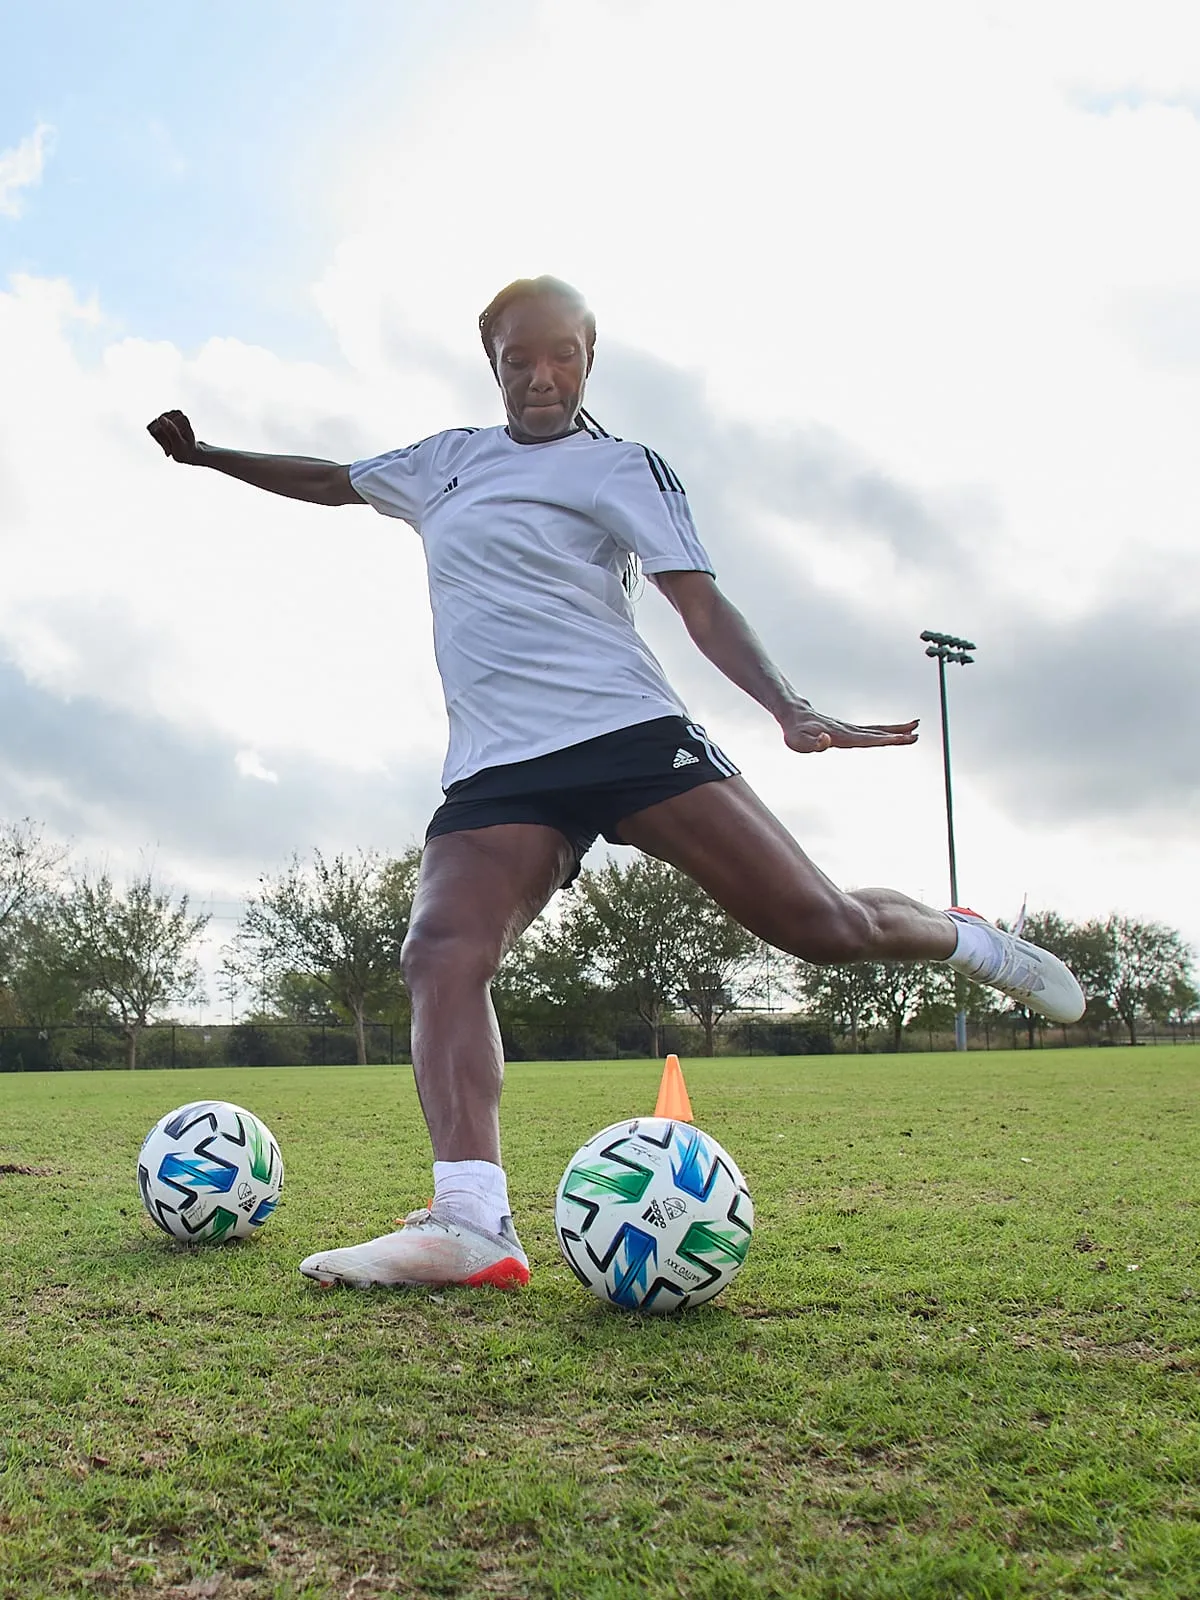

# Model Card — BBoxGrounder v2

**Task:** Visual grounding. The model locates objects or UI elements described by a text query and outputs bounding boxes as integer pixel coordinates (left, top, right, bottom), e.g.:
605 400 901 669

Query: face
490 295 593 442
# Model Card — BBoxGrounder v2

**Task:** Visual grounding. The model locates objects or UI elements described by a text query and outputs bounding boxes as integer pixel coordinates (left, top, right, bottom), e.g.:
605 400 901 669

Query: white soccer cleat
947 907 1086 1024
298 1206 530 1290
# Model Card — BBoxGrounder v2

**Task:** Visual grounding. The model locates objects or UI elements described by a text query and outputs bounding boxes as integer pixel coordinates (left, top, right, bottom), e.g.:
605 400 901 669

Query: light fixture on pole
920 629 976 1053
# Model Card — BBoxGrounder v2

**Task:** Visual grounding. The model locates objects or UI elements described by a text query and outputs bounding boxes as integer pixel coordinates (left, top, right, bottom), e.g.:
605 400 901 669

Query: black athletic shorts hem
424 716 740 886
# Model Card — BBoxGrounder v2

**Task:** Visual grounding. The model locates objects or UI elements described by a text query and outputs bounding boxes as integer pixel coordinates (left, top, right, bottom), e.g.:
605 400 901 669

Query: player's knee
786 895 875 965
401 922 500 991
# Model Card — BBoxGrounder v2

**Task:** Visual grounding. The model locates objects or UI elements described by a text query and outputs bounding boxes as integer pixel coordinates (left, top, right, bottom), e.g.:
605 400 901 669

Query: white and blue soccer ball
138 1100 284 1244
555 1117 753 1313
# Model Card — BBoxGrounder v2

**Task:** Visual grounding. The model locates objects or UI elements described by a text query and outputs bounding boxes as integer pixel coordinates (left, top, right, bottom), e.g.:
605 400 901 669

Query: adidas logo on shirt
442 476 458 494
672 748 700 769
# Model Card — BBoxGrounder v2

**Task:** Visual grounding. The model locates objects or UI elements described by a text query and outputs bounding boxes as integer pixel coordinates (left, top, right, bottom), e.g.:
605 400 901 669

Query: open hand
147 409 201 464
781 701 919 753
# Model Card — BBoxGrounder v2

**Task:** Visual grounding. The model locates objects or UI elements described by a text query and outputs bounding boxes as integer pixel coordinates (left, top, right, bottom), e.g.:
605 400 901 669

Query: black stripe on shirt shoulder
364 426 479 463
440 426 481 458
640 444 686 495
426 426 479 445
641 445 667 491
652 448 686 493
401 428 476 453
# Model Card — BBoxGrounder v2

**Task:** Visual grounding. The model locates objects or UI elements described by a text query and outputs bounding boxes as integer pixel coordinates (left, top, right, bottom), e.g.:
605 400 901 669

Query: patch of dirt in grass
1059 1332 1198 1370
29 1282 75 1309
900 1295 943 1321
0 1163 54 1176
79 1533 410 1600
3 1283 74 1330
774 1438 919 1486
832 1183 893 1204
735 1300 844 1318
475 1559 529 1596
1008 1326 1198 1370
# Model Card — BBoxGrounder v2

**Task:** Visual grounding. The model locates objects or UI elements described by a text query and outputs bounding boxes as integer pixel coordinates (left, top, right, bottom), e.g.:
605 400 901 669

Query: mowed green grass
2 1050 1199 1600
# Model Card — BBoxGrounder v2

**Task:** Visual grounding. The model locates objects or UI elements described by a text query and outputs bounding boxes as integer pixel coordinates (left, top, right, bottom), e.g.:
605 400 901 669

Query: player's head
479 276 595 442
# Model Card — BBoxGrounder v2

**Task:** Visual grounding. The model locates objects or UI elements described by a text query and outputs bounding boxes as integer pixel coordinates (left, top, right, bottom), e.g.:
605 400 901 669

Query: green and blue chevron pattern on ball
137 1101 284 1244
554 1116 753 1313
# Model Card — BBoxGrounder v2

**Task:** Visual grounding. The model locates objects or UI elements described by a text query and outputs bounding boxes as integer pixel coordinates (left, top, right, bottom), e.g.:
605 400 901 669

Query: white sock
431 1160 511 1236
945 914 1000 978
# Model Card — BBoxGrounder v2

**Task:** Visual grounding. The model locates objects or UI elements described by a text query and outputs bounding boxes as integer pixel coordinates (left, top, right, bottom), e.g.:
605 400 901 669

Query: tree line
1 817 1196 1069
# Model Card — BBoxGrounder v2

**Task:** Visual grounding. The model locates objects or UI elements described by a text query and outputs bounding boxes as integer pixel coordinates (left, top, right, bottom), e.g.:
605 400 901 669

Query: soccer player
147 276 1085 1291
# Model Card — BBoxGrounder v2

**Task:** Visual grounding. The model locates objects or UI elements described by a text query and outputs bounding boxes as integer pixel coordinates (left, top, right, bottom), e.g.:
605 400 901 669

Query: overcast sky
3 0 1198 1008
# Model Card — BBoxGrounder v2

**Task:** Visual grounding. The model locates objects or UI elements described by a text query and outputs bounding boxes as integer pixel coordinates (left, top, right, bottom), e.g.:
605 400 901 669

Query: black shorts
425 716 740 884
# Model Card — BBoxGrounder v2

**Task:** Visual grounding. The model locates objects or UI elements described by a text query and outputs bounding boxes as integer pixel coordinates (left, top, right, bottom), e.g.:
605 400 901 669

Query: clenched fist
147 409 202 464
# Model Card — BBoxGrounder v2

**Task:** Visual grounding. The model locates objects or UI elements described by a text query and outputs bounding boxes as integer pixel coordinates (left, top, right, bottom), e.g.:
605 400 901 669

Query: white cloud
0 123 54 219
235 750 279 784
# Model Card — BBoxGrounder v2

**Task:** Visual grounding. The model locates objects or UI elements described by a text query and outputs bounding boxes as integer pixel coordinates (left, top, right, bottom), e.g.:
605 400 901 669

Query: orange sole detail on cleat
463 1257 531 1289
948 906 987 919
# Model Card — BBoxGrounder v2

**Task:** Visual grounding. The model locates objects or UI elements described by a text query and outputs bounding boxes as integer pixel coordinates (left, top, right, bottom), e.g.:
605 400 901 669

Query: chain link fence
0 1013 1194 1071
0 1021 403 1073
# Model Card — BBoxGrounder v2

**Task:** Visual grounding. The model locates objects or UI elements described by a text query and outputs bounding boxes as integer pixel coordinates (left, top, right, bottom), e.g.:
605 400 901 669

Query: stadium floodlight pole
920 629 977 1053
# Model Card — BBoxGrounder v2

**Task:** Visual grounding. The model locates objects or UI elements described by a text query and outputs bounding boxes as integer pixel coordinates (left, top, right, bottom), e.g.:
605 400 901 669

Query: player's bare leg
618 777 1084 1021
618 776 956 961
298 824 573 1290
401 826 575 1163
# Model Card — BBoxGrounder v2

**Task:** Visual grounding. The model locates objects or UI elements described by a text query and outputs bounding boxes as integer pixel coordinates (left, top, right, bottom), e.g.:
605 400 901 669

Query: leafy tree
790 961 880 1053
1100 915 1195 1046
493 919 615 1058
1062 918 1116 998
0 820 67 980
1059 918 1117 1037
564 857 763 1056
236 848 419 1065
271 970 343 1024
912 964 958 1048
566 858 691 1056
2 904 87 1030
1164 977 1199 1029
59 873 208 1069
873 961 936 1053
675 921 763 1057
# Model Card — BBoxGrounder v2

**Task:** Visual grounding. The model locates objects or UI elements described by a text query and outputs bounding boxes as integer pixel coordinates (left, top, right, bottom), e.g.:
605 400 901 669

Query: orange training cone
654 1054 693 1122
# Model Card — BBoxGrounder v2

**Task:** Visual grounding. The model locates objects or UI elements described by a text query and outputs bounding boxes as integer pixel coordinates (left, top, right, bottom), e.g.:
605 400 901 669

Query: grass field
2 1049 1198 1600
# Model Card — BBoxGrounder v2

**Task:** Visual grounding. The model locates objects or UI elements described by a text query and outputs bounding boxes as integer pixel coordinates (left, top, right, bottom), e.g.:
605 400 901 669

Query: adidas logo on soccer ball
672 748 699 768
642 1195 688 1229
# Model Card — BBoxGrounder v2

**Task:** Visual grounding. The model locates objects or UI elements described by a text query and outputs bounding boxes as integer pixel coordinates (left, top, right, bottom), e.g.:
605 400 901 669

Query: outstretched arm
146 410 363 506
652 569 918 752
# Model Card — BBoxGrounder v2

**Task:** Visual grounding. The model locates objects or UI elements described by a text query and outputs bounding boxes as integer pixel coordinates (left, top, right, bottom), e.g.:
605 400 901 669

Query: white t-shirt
350 423 714 788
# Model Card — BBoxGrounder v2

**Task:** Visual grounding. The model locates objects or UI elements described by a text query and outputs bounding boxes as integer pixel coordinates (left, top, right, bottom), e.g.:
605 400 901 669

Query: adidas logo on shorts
672 748 700 769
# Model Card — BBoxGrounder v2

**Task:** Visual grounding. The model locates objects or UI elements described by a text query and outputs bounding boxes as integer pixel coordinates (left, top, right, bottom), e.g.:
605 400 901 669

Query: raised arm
651 569 919 753
146 410 363 506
